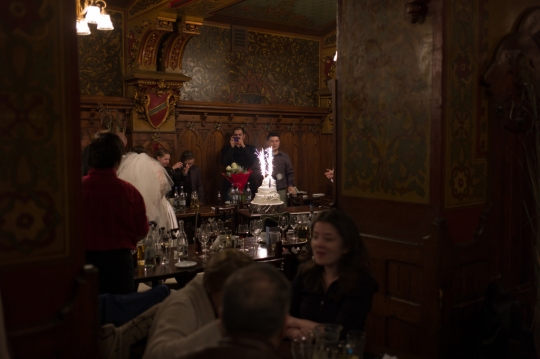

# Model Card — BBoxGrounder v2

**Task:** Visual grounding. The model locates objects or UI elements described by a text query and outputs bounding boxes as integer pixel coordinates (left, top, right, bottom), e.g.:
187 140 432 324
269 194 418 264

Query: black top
290 269 378 334
220 144 258 169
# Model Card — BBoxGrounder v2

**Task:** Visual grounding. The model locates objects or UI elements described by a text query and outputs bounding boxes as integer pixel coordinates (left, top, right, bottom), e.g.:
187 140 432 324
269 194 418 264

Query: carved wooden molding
161 33 191 73
405 0 429 24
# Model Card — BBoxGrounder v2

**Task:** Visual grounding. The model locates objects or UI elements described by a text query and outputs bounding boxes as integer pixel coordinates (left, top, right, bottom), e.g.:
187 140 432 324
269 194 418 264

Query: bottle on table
144 232 156 268
245 182 252 204
232 187 239 205
136 240 145 267
179 186 186 212
217 191 222 206
177 220 188 260
190 191 200 210
297 214 310 242
173 186 180 212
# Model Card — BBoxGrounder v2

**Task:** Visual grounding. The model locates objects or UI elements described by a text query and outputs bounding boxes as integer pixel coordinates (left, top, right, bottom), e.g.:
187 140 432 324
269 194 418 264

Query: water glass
313 324 343 359
291 336 314 359
269 231 280 251
250 219 263 243
345 330 366 358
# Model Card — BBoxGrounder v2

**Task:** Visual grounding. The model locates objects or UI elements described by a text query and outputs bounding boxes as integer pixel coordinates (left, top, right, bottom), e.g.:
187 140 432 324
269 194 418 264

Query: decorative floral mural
78 11 123 96
0 0 69 264
180 25 319 106
445 0 488 207
339 0 432 203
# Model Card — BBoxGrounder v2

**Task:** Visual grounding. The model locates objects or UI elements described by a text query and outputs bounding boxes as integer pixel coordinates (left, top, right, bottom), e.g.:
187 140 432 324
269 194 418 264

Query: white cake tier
251 176 283 205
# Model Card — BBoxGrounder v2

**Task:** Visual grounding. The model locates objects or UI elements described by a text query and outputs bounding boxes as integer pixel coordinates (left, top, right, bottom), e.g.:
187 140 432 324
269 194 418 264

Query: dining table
236 205 320 224
134 237 282 287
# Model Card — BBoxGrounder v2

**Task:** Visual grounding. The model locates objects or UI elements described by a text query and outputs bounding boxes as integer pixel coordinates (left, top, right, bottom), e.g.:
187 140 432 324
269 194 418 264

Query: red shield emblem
144 91 172 129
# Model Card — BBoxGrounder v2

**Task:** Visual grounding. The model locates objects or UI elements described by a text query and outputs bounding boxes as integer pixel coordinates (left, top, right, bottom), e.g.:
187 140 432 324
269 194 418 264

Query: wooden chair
288 194 304 207
99 303 162 359
260 212 290 229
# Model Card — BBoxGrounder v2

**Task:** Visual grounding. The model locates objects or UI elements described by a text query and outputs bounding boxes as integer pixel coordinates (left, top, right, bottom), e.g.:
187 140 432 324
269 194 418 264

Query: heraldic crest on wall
132 78 182 129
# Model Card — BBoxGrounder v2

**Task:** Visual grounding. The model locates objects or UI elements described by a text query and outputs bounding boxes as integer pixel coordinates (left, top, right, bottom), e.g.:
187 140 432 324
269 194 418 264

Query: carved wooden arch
137 28 171 70
161 32 192 73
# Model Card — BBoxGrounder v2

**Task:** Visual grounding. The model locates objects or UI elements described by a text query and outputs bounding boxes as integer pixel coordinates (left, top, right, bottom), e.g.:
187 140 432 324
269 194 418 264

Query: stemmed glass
289 215 299 242
199 224 211 259
250 219 263 244
278 215 289 242
237 224 249 251
161 230 171 265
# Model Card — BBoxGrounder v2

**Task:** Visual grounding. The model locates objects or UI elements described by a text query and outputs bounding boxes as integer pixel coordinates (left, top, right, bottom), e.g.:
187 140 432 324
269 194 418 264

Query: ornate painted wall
339 0 432 203
180 25 319 106
77 11 124 96
444 0 488 208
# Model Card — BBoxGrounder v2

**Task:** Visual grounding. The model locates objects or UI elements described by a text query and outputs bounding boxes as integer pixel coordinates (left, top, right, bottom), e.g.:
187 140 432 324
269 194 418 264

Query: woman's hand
285 316 319 340
171 162 183 170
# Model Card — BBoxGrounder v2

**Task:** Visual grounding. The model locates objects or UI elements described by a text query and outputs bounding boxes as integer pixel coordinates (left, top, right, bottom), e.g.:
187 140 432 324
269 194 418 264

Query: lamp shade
76 19 91 35
97 14 114 30
85 5 101 24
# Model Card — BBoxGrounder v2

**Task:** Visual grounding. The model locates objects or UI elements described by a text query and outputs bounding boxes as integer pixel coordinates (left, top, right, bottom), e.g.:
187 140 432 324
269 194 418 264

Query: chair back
260 212 290 229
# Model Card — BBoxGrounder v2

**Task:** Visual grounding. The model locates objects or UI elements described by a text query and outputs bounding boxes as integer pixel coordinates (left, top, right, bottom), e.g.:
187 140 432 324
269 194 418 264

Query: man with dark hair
144 250 253 359
220 126 259 201
83 132 149 294
179 264 290 359
267 131 296 206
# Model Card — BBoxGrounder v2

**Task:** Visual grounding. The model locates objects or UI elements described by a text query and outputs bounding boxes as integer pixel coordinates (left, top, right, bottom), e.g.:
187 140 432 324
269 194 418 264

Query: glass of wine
237 224 249 251
250 219 263 244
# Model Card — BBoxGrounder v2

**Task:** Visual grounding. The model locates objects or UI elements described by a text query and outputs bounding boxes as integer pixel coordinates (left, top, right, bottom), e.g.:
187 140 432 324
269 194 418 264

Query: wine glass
278 215 289 242
161 230 171 265
200 224 211 259
237 224 249 251
289 215 299 243
250 219 263 243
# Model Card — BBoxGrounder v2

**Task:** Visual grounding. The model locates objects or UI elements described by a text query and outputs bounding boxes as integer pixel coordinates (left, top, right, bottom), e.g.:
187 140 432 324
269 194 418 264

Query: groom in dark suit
170 150 205 205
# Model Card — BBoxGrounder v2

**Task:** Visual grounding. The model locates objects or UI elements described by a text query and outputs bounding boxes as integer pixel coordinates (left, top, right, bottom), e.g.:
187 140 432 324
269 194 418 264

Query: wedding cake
251 175 283 205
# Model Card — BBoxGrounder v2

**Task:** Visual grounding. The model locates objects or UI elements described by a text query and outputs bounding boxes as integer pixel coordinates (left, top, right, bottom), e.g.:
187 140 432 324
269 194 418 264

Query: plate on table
175 261 198 268
312 193 325 198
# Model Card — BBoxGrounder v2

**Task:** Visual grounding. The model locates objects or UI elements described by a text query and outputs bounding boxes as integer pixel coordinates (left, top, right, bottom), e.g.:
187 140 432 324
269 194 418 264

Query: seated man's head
180 150 195 171
203 249 253 310
88 132 125 170
221 264 291 344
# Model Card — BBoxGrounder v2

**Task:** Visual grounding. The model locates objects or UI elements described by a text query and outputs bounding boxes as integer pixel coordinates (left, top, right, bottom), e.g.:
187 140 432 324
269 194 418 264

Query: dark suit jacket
168 166 205 205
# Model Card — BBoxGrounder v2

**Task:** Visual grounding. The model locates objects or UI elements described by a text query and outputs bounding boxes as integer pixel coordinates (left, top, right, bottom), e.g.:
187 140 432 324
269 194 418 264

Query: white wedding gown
117 153 178 230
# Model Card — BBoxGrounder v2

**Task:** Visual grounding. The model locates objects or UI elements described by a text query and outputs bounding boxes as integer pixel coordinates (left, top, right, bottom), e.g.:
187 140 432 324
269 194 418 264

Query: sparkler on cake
250 147 283 206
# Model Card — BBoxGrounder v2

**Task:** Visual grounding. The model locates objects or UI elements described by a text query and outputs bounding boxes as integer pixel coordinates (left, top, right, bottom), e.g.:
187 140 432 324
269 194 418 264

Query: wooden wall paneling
83 99 330 204
205 130 226 204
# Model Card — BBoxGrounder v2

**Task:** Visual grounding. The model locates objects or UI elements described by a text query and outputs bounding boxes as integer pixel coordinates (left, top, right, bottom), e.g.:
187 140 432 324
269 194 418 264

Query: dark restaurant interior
2 0 540 358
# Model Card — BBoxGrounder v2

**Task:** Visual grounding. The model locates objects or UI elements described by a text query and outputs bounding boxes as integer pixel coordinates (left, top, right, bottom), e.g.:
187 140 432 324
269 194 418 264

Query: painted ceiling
211 0 336 30
107 0 336 36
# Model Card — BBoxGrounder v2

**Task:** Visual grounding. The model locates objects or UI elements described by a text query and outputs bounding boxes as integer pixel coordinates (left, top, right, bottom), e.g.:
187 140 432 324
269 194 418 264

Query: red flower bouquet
222 162 252 191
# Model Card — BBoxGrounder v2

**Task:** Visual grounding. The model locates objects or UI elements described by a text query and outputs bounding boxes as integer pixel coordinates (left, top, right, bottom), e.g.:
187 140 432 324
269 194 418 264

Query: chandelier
76 0 114 35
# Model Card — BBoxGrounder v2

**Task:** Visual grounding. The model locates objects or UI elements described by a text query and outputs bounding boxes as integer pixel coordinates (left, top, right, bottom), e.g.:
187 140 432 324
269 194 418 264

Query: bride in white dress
117 149 178 230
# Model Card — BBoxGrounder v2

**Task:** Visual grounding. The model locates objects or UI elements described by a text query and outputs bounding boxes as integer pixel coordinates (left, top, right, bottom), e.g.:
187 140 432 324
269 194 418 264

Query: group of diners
81 130 378 358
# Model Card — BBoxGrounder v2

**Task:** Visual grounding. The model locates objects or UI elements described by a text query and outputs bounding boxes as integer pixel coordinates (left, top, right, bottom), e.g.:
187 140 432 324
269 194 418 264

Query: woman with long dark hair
286 209 378 338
